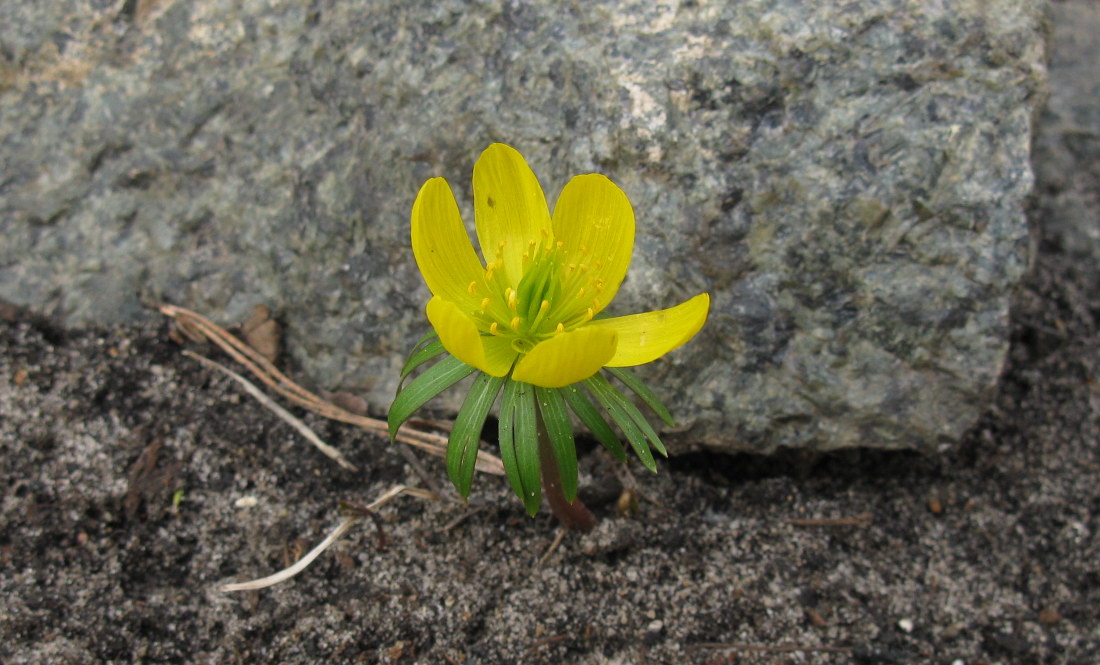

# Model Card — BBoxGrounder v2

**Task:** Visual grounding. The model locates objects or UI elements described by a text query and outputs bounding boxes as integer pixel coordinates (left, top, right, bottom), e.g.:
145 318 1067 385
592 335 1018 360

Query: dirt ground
4 8 1100 665
2 199 1098 665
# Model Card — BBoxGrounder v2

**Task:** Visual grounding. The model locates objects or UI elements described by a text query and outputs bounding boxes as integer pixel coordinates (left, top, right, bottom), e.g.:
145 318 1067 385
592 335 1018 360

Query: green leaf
592 373 669 458
387 355 475 439
534 386 577 503
399 339 446 387
606 366 675 426
411 328 439 352
512 381 542 516
583 374 658 472
562 384 626 462
497 379 525 503
446 372 505 499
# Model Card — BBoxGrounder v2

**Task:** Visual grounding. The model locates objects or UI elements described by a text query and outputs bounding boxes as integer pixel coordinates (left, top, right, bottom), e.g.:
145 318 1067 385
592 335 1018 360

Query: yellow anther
595 260 604 269
584 307 594 321
510 316 521 330
522 252 530 262
468 281 478 295
480 297 490 312
592 297 601 311
490 322 499 335
567 264 576 273
508 290 518 309
556 241 564 250
539 300 549 314
555 322 565 334
485 266 495 281
498 240 506 251
579 264 589 273
578 287 586 297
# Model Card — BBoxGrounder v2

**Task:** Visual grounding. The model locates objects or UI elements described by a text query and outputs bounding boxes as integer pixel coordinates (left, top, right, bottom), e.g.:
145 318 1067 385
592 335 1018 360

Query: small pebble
234 496 258 508
898 618 914 633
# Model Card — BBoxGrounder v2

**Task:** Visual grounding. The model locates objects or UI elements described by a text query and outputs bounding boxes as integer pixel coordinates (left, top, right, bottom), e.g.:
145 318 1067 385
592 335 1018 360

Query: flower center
467 231 606 352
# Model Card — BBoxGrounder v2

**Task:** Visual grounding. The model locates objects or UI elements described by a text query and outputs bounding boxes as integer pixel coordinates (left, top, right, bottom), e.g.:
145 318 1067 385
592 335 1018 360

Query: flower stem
536 406 596 532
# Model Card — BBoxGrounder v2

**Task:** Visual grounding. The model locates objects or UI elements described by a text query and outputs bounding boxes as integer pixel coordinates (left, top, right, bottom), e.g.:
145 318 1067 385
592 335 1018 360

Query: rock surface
0 0 1048 454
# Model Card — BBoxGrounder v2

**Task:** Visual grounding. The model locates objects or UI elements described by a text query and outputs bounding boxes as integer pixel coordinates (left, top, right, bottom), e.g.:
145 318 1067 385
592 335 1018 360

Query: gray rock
1033 1 1100 281
0 0 1048 455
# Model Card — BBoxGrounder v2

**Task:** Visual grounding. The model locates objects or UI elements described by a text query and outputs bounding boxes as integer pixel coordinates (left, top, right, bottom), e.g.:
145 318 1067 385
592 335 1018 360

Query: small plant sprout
389 144 709 530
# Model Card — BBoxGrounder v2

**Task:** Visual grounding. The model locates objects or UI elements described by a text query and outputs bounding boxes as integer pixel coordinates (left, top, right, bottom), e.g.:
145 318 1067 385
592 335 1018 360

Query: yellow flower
411 143 709 388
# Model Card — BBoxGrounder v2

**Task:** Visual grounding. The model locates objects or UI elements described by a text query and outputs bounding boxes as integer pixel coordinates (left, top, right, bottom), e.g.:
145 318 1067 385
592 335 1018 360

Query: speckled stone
0 0 1048 455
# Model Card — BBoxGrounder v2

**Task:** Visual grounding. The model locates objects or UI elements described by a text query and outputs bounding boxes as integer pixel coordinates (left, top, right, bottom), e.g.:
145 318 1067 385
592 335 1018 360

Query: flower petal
473 144 552 286
588 293 710 367
412 178 485 310
551 174 635 315
426 296 516 376
512 327 618 388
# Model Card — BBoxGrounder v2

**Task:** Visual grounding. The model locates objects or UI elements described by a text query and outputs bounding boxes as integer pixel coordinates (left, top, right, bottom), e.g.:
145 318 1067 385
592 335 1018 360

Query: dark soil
3 5 1099 665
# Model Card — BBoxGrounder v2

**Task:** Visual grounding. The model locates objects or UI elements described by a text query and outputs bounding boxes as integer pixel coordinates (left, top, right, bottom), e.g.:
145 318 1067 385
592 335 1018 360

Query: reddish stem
536 408 596 532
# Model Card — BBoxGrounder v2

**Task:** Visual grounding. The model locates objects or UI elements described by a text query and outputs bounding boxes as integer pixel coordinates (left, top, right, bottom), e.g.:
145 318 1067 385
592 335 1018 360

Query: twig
784 513 872 527
220 484 434 592
537 528 566 567
159 303 505 477
183 351 358 471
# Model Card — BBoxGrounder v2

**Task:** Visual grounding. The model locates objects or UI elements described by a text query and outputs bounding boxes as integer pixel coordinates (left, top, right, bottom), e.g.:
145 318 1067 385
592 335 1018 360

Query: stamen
510 316 521 330
555 322 565 334
584 307 594 321
490 322 499 335
567 264 576 273
480 297 490 312
539 300 549 314
578 287 586 297
595 260 604 269
579 264 589 273
485 265 495 281
592 297 601 311
507 289 518 309
467 281 478 295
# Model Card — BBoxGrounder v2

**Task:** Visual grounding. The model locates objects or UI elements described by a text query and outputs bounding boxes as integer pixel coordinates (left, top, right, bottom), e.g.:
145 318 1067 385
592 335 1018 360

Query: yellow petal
551 174 635 315
588 293 709 367
412 178 485 310
512 327 618 388
472 144 552 286
426 296 516 376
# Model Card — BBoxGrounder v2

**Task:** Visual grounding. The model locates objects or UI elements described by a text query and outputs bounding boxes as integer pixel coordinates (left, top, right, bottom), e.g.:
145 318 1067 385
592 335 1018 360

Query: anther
539 300 549 314
579 264 589 273
592 297 601 311
510 316 521 330
555 322 565 334
595 260 604 269
567 264 576 273
584 307 594 321
467 281 478 295
485 266 495 281
490 322 499 335
578 287 586 297
556 241 564 250
480 297 490 312
508 290 518 309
